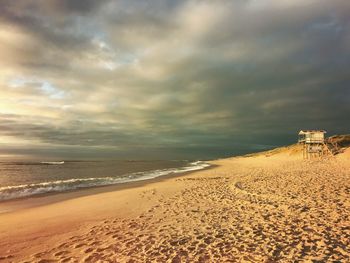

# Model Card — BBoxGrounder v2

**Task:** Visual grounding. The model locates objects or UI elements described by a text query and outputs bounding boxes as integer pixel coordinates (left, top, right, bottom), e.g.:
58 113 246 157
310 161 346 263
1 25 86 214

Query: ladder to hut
325 139 341 156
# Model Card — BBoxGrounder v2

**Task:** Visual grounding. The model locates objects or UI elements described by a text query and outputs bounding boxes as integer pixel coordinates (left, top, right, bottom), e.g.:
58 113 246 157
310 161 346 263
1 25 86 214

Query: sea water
0 160 210 201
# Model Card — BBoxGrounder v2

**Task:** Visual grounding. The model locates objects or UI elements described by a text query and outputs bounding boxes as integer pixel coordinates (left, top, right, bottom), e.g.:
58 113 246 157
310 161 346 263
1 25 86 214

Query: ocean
0 160 210 201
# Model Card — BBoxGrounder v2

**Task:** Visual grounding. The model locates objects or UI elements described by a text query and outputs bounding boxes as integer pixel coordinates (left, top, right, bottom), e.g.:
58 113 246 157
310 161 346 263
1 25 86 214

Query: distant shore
0 147 349 262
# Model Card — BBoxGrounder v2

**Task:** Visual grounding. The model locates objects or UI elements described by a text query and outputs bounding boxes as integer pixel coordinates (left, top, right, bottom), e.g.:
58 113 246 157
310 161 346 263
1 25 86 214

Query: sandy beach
0 145 349 262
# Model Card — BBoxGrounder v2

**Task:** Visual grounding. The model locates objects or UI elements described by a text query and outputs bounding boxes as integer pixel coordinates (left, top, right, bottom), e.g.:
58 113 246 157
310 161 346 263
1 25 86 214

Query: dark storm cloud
0 0 349 159
53 0 108 14
0 2 93 49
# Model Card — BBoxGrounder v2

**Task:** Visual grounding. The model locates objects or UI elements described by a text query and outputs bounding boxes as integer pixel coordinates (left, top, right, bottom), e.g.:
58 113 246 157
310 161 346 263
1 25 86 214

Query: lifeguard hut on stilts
298 130 327 159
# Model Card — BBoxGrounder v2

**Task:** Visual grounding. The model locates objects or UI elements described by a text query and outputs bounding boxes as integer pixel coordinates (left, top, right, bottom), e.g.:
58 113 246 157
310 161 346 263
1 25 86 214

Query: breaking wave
0 161 210 201
40 161 65 165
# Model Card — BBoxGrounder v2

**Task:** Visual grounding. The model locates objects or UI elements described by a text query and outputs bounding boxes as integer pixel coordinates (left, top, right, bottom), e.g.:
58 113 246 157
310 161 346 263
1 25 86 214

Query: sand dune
0 145 349 262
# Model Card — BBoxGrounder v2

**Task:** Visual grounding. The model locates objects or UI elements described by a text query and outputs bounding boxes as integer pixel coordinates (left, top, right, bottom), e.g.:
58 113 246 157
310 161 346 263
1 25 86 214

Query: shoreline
0 149 349 262
0 163 217 213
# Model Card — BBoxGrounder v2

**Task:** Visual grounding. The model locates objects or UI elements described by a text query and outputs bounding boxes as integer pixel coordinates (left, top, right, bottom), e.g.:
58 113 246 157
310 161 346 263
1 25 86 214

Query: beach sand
0 146 349 262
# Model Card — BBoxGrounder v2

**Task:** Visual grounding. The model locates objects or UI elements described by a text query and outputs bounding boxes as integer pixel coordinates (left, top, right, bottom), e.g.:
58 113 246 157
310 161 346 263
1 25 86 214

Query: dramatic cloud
0 0 349 159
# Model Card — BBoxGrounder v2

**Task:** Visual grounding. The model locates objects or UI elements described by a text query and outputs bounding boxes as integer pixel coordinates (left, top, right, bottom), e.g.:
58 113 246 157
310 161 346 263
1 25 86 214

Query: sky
0 0 349 160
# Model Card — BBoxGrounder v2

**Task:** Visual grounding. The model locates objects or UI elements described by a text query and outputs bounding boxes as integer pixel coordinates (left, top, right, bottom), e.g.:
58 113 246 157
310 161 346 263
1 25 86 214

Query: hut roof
298 130 327 135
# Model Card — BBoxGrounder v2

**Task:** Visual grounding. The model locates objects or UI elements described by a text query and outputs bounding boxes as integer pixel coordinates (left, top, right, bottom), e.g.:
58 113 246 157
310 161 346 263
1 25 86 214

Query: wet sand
0 146 349 262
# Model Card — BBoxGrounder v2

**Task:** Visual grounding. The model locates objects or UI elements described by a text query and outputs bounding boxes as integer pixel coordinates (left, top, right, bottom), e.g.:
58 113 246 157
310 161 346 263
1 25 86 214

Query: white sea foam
40 161 65 165
0 161 210 201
